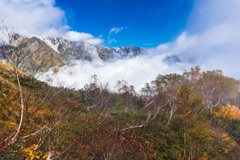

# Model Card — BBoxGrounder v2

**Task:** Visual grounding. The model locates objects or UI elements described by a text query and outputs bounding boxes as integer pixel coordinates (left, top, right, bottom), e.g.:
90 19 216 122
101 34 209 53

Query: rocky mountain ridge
41 37 147 61
0 35 147 73
0 35 183 74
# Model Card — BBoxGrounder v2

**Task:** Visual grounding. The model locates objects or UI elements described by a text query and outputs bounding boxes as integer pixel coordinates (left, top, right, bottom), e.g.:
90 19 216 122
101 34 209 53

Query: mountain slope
42 37 147 61
20 37 65 73
1 35 147 73
1 35 183 75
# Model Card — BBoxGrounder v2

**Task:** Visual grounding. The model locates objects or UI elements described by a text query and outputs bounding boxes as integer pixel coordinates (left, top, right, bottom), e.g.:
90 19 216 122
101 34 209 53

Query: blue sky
55 0 193 48
1 0 240 90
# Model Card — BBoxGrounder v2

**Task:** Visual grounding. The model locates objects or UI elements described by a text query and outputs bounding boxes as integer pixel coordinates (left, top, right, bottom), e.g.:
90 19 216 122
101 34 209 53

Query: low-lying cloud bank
38 0 240 92
37 52 191 92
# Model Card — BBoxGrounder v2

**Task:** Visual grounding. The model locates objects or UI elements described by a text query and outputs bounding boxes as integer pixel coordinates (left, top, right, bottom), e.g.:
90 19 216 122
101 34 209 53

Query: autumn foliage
0 63 240 159
215 103 240 122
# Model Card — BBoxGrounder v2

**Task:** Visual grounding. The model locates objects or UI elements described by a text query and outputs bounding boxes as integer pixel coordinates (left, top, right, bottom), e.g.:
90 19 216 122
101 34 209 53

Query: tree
214 104 240 122
115 80 137 114
0 23 29 145
184 66 240 109
148 73 186 126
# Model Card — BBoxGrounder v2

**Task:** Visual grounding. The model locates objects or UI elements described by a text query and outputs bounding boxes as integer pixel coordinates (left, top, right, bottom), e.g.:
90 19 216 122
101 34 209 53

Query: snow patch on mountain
42 38 60 53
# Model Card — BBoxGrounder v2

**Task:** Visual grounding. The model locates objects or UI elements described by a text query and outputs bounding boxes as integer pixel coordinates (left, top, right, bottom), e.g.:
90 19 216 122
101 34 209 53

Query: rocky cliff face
111 46 146 58
42 37 146 61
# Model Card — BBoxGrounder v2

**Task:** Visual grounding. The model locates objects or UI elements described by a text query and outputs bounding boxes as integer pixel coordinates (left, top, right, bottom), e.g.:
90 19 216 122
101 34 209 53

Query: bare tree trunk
182 125 187 160
166 110 173 126
7 69 24 145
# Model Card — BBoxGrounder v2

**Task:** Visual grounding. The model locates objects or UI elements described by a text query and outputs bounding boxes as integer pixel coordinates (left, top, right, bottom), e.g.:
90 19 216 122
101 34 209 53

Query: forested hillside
0 60 240 159
1 0 240 159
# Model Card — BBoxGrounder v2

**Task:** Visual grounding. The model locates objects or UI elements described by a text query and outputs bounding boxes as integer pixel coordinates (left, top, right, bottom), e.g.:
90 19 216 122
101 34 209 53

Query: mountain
164 55 182 64
1 35 184 74
0 36 65 74
42 37 146 61
0 35 147 73
21 37 65 73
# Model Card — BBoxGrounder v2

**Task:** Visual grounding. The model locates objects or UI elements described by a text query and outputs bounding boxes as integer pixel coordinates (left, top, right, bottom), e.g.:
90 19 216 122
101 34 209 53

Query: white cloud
108 39 117 44
0 0 103 45
84 38 104 45
64 31 103 45
37 53 188 92
161 0 240 77
109 27 124 34
108 27 124 44
0 0 67 37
